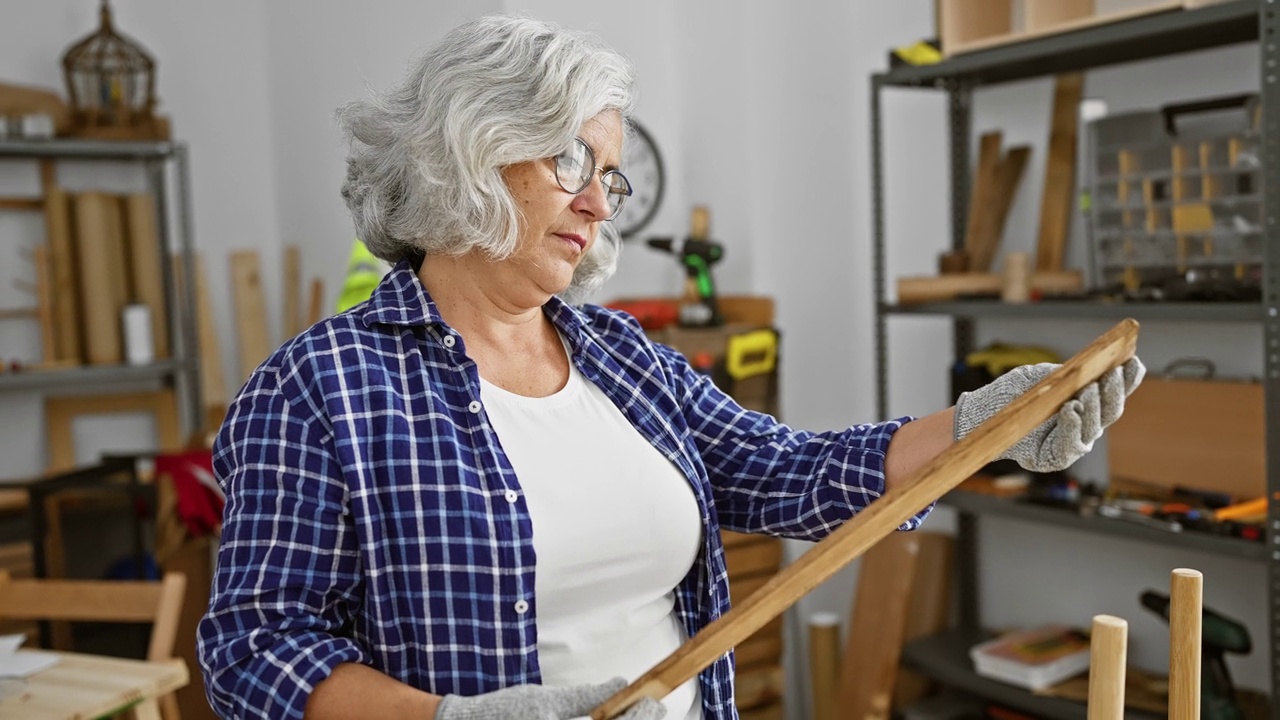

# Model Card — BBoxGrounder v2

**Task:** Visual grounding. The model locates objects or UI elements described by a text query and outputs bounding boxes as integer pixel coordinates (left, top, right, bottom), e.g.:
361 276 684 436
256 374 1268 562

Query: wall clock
615 118 665 240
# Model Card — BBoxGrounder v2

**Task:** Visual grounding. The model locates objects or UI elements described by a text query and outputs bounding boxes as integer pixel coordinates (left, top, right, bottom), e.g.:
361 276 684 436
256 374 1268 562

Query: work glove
434 676 667 720
954 357 1145 472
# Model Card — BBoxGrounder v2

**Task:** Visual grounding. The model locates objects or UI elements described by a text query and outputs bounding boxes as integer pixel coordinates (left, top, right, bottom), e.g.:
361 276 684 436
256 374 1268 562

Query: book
969 625 1092 691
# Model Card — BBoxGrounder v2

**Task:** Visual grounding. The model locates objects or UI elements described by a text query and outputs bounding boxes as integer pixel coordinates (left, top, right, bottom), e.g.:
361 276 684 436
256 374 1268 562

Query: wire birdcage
61 0 156 132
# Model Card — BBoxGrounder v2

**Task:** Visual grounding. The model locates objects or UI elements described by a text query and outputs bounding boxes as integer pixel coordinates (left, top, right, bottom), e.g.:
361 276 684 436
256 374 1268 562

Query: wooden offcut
964 132 1005 272
896 270 1082 304
892 532 954 711
1036 73 1083 272
230 250 272 382
284 245 302 338
836 531 921 720
590 319 1140 719
73 192 124 365
123 193 170 359
43 186 81 363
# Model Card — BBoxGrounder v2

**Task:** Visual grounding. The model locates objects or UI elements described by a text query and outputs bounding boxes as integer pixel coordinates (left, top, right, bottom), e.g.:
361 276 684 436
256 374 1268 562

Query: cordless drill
1141 590 1252 720
646 206 725 327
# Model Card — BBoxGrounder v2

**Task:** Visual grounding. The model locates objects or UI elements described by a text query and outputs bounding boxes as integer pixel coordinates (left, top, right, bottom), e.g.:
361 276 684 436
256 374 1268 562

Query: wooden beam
1036 73 1084 272
590 319 1140 719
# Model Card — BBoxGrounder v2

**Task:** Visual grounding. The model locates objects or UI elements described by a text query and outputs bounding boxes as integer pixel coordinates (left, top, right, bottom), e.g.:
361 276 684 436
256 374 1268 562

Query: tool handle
589 319 1140 719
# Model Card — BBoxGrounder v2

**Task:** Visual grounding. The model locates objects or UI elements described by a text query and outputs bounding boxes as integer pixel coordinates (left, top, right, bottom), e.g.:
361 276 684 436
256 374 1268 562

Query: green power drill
646 206 725 327
1141 589 1252 720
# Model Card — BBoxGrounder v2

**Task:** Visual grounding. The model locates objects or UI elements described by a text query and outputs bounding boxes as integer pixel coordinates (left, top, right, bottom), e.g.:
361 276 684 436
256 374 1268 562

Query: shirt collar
359 259 591 351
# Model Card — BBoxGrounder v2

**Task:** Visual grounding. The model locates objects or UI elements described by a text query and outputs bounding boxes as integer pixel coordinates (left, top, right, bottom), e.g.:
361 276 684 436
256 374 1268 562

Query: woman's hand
434 677 667 719
954 357 1145 472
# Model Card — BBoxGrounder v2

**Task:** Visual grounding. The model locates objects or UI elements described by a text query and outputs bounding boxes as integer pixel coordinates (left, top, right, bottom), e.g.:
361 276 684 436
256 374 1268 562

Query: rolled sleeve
198 366 367 720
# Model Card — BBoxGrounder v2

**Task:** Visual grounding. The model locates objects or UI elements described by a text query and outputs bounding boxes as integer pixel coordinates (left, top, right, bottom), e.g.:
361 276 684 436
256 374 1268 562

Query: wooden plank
589 319 1140 719
1036 73 1084 272
988 146 1031 254
187 254 228 419
725 539 782 580
284 245 302 338
964 132 1005 272
0 197 44 211
73 192 124 365
44 187 81 363
892 532 954 711
835 531 921 720
307 277 326 327
0 652 187 720
123 193 170 359
229 250 272 382
105 195 132 319
938 0 1011 57
32 246 57 363
1025 0 1095 32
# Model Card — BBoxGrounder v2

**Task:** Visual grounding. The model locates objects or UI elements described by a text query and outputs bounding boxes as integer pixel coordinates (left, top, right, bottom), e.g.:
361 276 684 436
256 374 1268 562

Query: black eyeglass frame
553 137 633 221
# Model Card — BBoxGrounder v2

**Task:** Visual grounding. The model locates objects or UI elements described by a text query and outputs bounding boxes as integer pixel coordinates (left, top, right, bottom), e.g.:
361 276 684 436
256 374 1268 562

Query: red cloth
155 450 224 537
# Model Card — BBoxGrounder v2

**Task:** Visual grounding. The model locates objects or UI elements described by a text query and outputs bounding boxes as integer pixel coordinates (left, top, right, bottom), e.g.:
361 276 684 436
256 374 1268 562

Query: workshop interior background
0 1 1269 719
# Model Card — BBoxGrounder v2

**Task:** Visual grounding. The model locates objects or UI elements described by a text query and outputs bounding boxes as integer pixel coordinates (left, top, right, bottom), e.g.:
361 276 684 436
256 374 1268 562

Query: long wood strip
32 246 57 363
1036 73 1084 272
43 186 81 363
74 192 124 365
965 132 1005 272
591 318 1139 719
230 250 272 382
284 245 302 338
124 193 171 359
1169 568 1203 720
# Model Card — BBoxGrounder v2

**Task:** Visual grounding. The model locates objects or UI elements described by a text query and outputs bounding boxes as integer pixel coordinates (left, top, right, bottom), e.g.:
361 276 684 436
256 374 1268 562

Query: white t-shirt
479 346 704 720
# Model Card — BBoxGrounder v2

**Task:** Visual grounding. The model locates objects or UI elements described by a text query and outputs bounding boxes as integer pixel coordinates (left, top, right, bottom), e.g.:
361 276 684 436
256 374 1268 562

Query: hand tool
589 318 1140 719
646 207 725 327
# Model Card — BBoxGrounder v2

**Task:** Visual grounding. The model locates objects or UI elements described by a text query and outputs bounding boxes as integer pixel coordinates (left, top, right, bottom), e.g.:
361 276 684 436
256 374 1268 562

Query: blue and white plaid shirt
197 260 928 720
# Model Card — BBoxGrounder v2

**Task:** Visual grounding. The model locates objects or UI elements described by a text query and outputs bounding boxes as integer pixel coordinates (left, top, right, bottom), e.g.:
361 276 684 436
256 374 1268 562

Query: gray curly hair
337 14 636 303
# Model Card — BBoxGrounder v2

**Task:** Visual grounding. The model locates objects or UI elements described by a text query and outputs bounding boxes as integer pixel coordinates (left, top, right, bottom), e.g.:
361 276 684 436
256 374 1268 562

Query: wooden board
72 192 124 365
283 245 302 339
307 277 326 327
836 531 921 720
590 319 1140 719
988 146 1031 254
43 187 81 364
965 132 1005 272
32 246 57 363
0 651 187 720
943 1 1183 56
123 194 170 359
229 250 272 382
892 532 955 711
725 538 782 580
1108 377 1263 501
1036 73 1084 272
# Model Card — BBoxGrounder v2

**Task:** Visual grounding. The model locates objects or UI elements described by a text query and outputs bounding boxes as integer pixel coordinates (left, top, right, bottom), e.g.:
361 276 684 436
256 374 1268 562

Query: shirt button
504 490 519 503
514 600 529 614
468 400 482 414
442 334 456 348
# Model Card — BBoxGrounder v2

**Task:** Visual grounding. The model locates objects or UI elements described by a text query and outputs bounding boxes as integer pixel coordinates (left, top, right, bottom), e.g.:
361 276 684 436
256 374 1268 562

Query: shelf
883 300 1262 322
941 490 1267 562
0 360 184 394
879 0 1256 87
901 629 1163 720
0 139 178 160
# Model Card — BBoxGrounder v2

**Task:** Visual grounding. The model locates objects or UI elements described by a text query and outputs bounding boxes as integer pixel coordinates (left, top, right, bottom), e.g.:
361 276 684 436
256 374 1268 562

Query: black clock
615 119 665 240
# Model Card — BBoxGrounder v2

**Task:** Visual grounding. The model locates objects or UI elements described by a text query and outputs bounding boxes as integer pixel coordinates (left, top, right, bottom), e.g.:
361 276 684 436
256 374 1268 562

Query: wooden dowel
807 613 841 720
1087 615 1127 720
590 319 1141 719
0 197 44 211
1169 568 1203 720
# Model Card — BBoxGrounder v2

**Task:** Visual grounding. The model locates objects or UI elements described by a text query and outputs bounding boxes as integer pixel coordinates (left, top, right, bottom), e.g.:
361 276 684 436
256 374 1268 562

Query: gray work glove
434 676 667 720
954 357 1145 472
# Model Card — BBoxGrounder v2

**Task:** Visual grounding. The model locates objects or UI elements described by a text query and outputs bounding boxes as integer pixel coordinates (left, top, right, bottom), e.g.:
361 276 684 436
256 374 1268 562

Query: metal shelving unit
0 139 202 436
869 1 1277 715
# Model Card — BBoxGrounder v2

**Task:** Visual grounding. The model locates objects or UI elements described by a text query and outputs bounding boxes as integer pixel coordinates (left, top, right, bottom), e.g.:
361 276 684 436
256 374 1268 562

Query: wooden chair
0 569 187 720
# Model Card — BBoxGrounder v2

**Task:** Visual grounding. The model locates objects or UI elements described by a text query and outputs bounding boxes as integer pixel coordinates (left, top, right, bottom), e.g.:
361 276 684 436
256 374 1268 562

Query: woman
197 14 1143 720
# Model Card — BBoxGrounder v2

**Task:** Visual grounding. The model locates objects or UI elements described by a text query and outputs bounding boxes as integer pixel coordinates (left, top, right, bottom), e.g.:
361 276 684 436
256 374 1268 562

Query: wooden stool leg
808 613 841 720
1087 615 1127 720
1170 568 1203 720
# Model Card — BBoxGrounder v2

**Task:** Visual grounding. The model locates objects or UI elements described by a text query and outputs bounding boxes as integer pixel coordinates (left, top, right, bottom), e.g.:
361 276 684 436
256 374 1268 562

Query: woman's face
500 111 623 297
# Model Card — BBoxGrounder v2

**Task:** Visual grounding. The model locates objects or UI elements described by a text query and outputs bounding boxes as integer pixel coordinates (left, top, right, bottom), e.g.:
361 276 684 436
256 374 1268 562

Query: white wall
0 0 1270 712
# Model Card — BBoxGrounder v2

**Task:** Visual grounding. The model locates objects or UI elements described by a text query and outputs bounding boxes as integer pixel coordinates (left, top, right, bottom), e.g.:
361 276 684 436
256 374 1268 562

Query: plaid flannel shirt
197 260 928 720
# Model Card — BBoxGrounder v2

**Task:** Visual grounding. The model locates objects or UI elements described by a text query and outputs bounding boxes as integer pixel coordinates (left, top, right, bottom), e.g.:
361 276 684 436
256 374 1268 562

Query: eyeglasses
553 137 632 221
